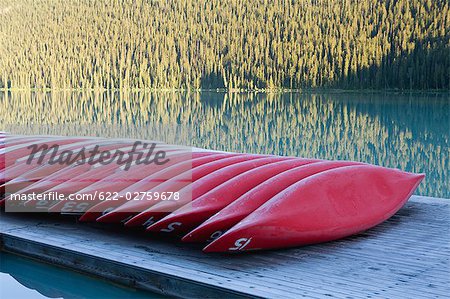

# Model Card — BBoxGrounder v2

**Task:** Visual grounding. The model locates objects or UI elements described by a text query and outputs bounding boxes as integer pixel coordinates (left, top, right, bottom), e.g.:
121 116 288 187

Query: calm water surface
1 91 448 197
0 252 165 298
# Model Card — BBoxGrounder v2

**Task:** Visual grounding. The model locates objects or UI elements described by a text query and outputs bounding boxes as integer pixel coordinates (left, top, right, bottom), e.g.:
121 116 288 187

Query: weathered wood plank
1 195 449 298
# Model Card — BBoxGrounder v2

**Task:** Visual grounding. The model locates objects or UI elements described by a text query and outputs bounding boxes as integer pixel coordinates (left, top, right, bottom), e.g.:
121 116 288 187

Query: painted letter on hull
95 154 269 224
78 153 238 221
137 156 300 231
183 160 362 243
203 165 424 253
142 158 319 236
47 150 213 213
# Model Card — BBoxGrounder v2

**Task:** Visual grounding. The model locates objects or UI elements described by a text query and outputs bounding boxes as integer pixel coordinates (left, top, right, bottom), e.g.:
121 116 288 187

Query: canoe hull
204 165 424 252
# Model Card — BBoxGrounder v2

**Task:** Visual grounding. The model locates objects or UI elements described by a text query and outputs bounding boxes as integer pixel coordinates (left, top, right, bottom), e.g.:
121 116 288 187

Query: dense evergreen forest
0 0 448 90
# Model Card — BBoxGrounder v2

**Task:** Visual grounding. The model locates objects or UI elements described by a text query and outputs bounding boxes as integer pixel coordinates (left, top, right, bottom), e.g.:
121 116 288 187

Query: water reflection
0 252 163 298
0 91 448 197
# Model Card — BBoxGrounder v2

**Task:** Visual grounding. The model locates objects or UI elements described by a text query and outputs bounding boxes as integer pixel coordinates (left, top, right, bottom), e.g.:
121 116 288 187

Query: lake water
0 251 165 298
1 91 448 198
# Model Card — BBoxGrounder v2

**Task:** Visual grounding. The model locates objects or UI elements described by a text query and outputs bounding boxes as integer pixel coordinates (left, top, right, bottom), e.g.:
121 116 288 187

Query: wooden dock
1 195 449 298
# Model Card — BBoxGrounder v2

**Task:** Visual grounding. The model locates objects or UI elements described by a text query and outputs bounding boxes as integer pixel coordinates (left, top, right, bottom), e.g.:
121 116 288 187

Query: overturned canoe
183 160 362 243
50 152 238 215
94 154 281 224
144 158 319 235
29 148 197 210
78 152 243 222
0 133 424 253
203 165 424 252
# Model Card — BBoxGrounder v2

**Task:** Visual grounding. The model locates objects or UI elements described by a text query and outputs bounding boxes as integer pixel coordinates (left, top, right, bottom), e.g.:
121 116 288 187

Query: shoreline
1 88 449 94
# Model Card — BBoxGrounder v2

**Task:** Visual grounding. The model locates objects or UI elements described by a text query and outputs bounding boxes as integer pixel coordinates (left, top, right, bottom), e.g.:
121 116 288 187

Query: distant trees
0 0 448 90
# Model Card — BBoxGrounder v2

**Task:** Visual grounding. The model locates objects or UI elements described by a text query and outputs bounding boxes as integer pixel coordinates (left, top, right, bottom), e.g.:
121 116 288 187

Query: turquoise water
0 252 165 298
2 91 449 197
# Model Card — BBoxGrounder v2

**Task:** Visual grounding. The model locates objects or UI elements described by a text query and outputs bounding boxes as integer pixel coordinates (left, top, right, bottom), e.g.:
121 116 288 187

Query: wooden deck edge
0 194 447 298
0 234 257 299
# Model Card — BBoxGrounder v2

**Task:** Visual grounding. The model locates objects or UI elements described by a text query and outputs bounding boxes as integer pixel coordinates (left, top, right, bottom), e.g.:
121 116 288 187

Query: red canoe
2 140 137 192
22 147 197 211
0 139 72 172
16 142 160 196
1 139 133 205
2 141 174 208
21 149 215 204
122 156 300 228
93 154 272 224
203 165 424 252
1 138 105 201
77 153 243 222
141 158 320 235
0 137 96 175
0 136 74 158
1 137 90 171
46 150 218 213
183 160 362 243
1 136 87 205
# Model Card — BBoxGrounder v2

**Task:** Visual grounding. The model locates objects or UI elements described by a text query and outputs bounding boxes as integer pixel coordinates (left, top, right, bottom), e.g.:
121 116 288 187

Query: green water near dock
1 91 449 197
0 251 165 298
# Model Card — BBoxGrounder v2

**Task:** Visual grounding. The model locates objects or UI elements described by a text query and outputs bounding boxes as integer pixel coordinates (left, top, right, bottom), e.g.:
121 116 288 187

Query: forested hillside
0 0 448 90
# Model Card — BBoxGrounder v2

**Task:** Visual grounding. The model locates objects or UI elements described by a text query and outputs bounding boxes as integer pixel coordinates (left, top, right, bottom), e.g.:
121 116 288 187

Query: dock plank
1 195 449 298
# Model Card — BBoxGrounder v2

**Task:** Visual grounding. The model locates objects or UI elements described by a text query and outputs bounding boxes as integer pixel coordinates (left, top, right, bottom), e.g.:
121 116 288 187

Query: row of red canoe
0 134 424 253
